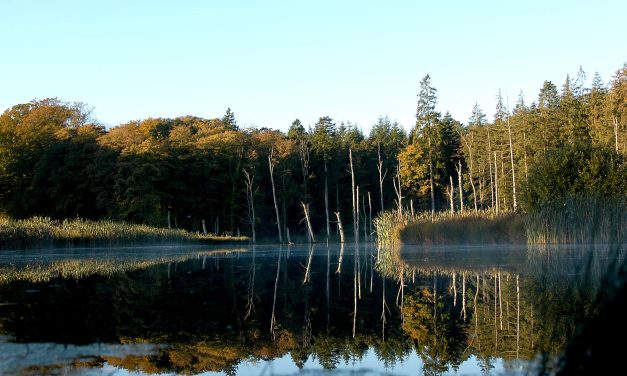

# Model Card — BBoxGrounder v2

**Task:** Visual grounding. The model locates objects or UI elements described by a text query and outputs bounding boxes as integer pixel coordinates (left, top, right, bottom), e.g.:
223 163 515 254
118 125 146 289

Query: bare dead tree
506 111 518 211
377 143 387 212
456 160 464 213
349 149 358 242
243 169 257 244
268 147 283 243
393 164 403 220
448 175 455 214
301 202 315 243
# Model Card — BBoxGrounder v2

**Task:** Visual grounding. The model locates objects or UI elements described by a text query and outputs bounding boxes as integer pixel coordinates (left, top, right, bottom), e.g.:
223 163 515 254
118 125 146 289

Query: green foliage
521 144 627 210
1 62 626 240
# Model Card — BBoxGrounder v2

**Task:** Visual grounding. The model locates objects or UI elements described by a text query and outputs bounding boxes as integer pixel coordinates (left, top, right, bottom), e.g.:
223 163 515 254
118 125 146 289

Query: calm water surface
0 244 623 375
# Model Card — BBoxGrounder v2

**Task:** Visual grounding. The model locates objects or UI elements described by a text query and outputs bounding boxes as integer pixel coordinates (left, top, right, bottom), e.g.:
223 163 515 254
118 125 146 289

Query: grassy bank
375 196 627 247
0 217 248 249
374 209 525 246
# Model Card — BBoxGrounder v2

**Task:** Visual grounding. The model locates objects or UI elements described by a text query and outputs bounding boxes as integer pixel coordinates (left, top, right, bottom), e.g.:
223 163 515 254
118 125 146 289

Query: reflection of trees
387 245 623 374
403 281 468 374
0 246 410 374
1 245 621 374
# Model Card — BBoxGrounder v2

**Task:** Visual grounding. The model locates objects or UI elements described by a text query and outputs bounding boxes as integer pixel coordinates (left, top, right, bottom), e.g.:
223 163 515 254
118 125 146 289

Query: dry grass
0 216 248 249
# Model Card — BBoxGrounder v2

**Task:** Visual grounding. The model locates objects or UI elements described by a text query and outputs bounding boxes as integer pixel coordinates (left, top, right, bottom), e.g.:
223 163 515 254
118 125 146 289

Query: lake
0 243 624 375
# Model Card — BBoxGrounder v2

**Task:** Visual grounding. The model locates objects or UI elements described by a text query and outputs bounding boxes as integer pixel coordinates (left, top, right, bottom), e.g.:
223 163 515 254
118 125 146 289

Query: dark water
0 244 623 375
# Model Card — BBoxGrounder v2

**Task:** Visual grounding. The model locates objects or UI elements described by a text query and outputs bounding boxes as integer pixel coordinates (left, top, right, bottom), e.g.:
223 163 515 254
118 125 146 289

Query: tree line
0 63 625 240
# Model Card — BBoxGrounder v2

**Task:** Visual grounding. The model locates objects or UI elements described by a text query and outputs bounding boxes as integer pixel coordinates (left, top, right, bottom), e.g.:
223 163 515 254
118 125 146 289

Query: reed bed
525 196 627 246
0 217 247 249
374 209 524 246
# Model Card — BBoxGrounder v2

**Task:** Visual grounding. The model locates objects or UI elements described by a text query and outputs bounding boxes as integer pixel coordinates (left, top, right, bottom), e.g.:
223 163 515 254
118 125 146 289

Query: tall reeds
525 196 627 246
374 209 524 246
0 217 247 249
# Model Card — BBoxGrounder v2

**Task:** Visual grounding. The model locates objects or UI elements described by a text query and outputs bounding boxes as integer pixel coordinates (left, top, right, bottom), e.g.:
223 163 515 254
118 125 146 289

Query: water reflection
0 244 623 375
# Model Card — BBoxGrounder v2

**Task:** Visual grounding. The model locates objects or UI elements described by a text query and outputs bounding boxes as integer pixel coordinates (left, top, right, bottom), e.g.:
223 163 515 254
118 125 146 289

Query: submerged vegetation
0 216 247 249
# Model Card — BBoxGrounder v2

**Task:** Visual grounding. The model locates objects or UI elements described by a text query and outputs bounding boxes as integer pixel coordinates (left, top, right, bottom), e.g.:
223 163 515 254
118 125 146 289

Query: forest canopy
0 64 626 239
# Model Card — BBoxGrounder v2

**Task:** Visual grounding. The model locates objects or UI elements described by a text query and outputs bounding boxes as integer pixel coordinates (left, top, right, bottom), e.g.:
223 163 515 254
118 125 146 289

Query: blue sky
2 0 625 132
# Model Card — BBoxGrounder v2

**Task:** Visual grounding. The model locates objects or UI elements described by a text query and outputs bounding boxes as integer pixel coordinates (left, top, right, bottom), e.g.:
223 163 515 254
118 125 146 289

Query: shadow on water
0 243 624 375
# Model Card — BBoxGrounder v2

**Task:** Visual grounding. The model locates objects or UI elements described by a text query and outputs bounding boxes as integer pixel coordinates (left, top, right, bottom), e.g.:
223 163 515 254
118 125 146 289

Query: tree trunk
302 202 315 243
393 164 402 220
494 152 500 214
269 149 283 243
449 175 454 214
167 209 171 229
350 149 358 242
243 170 256 244
507 116 518 210
362 191 367 241
457 160 464 213
356 186 360 243
428 136 435 220
523 131 529 181
368 191 372 237
614 116 619 153
324 160 330 241
487 125 494 209
202 219 207 236
377 143 387 212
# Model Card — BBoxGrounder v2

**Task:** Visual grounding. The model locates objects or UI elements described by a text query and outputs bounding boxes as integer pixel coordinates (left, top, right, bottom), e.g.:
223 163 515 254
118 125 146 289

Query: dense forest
1 64 626 240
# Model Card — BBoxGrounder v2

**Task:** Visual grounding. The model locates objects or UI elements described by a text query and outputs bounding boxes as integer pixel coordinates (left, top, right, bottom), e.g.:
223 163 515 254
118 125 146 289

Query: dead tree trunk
201 219 207 235
614 115 619 153
393 164 402 220
377 143 387 212
269 148 283 243
362 191 367 241
350 149 358 242
428 136 435 221
494 152 500 214
301 202 315 243
487 124 495 210
448 175 455 214
243 169 257 244
368 191 373 237
457 160 464 213
507 115 517 211
324 160 331 241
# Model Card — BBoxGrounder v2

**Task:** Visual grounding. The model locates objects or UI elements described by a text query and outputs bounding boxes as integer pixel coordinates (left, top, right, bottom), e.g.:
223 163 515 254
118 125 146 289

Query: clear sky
1 0 625 133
